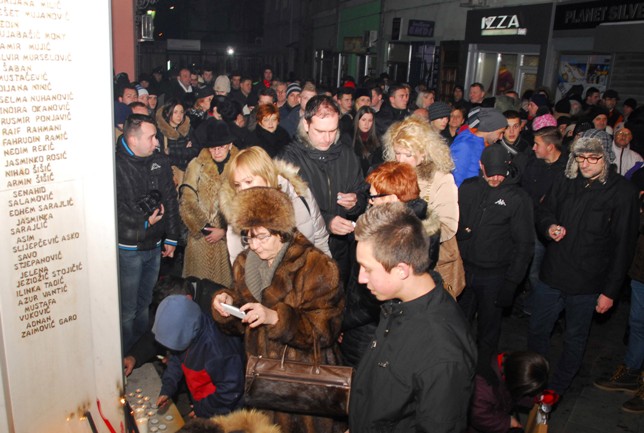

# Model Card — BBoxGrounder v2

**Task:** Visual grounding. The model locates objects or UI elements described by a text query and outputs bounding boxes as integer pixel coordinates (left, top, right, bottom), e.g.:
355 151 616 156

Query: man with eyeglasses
528 135 639 395
612 126 643 176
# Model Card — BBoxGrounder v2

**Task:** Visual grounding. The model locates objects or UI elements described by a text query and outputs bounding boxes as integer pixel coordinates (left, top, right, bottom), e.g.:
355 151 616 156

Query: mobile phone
221 303 246 319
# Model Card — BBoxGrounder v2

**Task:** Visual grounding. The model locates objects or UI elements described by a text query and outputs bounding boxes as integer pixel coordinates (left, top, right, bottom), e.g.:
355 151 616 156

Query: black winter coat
537 171 639 299
457 174 534 284
280 133 367 226
349 272 476 433
116 137 181 250
249 124 291 158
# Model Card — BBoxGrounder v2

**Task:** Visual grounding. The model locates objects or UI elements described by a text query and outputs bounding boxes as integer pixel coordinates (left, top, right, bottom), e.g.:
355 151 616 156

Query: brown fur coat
179 147 238 286
212 231 345 433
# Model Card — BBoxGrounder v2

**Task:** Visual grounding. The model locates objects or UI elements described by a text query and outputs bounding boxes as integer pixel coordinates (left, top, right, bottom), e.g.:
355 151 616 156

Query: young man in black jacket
116 114 181 353
350 203 476 433
457 143 534 360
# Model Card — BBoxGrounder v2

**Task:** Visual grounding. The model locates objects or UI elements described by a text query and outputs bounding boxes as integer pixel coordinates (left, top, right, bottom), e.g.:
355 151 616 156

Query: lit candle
135 416 148 433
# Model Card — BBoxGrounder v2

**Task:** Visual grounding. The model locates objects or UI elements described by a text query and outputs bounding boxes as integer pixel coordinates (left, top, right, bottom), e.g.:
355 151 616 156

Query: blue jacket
160 313 244 417
450 128 485 187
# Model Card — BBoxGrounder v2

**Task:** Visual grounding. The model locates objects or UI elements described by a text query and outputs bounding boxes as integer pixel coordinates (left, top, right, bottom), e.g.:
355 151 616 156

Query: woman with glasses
220 146 330 263
212 187 344 433
179 121 238 287
383 116 464 297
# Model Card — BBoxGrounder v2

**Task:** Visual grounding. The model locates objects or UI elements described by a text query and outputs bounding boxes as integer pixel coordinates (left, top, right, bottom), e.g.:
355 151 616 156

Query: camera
137 190 162 217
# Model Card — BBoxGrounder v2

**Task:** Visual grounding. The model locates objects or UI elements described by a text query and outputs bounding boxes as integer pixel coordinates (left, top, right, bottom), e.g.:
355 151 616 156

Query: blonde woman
383 116 465 297
219 146 330 264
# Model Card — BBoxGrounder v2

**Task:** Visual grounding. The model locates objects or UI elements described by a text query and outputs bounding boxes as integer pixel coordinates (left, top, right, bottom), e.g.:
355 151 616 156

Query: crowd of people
114 65 644 433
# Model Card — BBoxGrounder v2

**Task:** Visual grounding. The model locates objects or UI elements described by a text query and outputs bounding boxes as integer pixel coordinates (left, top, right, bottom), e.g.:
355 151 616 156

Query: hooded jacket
457 169 534 284
536 168 639 298
219 160 331 263
116 137 181 251
159 313 245 417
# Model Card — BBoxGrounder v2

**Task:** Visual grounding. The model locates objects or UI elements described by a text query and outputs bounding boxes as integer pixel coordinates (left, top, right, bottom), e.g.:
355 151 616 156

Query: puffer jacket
116 136 180 251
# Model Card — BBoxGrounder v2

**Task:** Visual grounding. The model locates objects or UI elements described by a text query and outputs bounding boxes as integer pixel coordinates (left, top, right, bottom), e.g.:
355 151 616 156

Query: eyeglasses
241 233 272 246
574 155 603 164
369 193 391 200
616 131 632 137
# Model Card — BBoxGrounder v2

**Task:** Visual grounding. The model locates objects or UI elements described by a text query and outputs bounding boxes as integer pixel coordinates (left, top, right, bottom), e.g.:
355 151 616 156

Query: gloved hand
495 280 518 308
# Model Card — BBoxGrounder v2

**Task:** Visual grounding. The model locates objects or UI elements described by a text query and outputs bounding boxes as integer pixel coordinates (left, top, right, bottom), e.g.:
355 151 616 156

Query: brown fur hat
230 187 296 234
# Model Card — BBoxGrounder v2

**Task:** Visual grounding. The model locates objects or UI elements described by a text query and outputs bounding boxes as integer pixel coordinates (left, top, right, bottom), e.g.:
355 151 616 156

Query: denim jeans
459 268 506 358
522 238 546 315
625 279 644 370
527 280 598 394
119 247 161 353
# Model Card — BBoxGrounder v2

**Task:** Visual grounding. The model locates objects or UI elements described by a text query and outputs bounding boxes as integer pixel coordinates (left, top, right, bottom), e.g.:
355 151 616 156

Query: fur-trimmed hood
156 106 191 139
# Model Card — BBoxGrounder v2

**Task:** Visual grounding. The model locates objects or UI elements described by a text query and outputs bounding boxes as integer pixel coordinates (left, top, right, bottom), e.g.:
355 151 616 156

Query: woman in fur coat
383 115 466 298
179 121 238 287
219 146 330 264
212 187 345 433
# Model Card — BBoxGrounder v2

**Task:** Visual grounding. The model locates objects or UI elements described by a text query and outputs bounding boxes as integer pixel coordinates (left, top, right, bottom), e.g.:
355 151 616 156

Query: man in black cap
457 143 534 359
603 89 623 128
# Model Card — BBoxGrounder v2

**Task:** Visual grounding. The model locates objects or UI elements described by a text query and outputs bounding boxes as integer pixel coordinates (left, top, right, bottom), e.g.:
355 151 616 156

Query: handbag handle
279 339 322 374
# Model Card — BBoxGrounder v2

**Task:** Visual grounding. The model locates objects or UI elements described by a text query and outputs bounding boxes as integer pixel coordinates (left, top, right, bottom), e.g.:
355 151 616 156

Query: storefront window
474 51 539 96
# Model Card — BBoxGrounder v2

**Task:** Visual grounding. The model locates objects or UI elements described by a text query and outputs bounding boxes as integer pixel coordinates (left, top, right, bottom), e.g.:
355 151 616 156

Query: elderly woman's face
232 166 269 191
393 145 420 167
208 144 232 162
247 227 283 264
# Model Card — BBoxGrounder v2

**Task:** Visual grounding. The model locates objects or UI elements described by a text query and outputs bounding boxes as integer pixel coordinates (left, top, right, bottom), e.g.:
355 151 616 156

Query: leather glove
495 280 518 308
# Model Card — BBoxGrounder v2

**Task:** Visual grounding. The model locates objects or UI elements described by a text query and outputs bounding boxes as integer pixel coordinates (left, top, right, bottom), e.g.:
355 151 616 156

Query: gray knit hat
428 102 451 121
477 108 507 132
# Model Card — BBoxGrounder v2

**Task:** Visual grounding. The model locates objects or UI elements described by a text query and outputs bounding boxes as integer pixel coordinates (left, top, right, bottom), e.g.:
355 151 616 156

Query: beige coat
219 160 331 264
179 147 238 286
417 164 459 242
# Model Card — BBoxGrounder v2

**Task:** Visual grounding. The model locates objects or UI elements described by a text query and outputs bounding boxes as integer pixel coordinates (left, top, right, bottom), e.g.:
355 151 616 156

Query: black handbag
244 341 353 417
